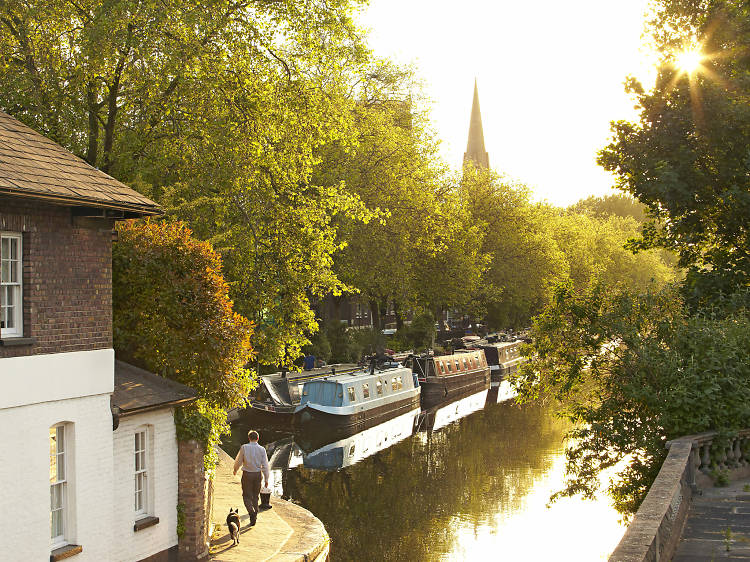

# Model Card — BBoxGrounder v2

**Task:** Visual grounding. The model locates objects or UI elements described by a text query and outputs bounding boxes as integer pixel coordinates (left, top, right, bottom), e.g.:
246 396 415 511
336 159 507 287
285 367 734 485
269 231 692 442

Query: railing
609 429 750 562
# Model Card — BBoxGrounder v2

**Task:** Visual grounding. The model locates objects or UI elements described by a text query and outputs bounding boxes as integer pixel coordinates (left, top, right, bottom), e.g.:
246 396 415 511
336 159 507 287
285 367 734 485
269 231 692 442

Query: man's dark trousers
241 470 262 524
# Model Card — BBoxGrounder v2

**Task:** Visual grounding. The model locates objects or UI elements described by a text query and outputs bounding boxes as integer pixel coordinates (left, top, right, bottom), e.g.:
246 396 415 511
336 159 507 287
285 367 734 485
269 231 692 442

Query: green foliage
0 0 374 368
176 503 186 539
513 283 750 514
568 194 647 222
598 0 750 303
389 312 435 353
113 220 256 468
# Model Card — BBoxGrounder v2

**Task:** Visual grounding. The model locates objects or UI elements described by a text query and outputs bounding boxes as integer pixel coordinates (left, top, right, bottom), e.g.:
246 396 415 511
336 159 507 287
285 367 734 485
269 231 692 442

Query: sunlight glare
676 49 703 74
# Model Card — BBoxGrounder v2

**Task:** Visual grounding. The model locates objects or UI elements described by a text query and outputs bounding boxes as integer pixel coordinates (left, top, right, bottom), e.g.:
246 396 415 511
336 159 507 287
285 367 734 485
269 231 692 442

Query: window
446 360 453 373
347 387 356 402
50 424 67 546
462 358 468 369
376 380 383 395
134 430 148 517
397 376 403 390
454 360 461 371
362 383 370 399
439 361 445 374
391 377 398 391
1 233 22 337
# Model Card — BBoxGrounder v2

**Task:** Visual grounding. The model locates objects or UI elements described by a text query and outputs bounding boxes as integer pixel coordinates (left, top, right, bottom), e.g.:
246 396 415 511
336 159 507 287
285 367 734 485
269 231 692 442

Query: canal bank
210 448 329 562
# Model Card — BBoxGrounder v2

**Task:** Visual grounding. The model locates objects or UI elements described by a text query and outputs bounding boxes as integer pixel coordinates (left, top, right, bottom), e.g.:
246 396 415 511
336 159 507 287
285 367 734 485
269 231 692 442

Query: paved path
674 478 750 560
209 448 329 562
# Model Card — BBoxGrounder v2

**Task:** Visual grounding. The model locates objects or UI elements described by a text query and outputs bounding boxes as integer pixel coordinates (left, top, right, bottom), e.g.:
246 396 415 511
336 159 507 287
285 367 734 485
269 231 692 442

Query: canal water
225 390 626 561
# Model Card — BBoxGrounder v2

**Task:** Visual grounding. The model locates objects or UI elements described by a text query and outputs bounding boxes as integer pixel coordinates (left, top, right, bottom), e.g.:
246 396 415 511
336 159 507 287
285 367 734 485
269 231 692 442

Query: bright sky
358 0 658 206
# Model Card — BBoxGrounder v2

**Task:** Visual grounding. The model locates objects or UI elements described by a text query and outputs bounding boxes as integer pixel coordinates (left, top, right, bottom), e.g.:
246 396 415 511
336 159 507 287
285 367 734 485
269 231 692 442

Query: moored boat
245 363 359 424
409 350 490 408
470 340 525 384
293 364 421 433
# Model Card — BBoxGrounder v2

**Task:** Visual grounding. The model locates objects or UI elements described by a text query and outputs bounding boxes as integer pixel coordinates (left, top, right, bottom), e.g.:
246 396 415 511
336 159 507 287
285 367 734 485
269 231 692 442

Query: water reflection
226 391 625 561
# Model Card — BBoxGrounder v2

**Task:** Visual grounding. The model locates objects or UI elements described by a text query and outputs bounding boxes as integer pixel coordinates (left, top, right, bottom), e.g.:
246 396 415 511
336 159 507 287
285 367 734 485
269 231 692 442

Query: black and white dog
226 508 241 545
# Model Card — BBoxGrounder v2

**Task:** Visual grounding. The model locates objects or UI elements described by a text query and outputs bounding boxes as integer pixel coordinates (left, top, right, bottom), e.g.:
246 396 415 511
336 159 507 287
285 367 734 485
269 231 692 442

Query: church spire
463 79 489 169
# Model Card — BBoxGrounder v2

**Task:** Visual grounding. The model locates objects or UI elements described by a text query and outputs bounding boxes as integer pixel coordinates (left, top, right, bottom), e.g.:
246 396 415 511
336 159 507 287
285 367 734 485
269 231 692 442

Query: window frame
134 429 149 518
1 232 23 338
362 383 370 399
50 424 67 548
376 380 383 395
347 386 356 402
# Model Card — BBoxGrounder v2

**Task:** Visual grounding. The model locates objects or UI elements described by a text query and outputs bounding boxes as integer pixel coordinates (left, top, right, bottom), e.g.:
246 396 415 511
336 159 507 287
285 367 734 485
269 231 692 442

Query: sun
675 49 703 74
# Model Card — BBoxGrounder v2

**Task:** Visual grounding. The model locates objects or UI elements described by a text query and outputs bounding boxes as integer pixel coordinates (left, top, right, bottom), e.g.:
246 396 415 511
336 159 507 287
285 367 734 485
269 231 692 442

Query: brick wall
0 196 113 357
178 439 211 561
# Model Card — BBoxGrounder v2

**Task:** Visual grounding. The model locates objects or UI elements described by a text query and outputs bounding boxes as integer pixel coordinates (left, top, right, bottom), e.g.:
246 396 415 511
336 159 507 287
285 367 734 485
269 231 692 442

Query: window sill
0 337 36 347
50 544 82 561
134 515 159 532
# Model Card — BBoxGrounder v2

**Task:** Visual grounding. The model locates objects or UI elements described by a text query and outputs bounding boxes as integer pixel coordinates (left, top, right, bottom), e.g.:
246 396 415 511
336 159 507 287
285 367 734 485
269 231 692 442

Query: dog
226 508 241 545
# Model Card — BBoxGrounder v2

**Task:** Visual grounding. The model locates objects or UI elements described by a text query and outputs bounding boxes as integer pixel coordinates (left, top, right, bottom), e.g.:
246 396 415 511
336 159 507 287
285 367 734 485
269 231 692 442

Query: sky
357 0 658 206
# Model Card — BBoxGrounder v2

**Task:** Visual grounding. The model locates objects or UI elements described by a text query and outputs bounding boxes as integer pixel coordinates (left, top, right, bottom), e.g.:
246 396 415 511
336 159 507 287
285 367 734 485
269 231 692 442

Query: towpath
209 448 329 562
674 477 750 560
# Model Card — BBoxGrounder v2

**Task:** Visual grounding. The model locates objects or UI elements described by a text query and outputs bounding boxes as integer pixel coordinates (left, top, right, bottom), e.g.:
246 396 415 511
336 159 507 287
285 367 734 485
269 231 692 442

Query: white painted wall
111 408 179 562
0 349 114 410
0 393 115 561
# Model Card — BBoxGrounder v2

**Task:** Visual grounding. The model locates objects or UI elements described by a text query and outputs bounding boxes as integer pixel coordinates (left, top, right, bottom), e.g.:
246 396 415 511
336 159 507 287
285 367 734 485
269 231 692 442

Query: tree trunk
369 299 380 331
378 300 388 331
393 302 404 330
86 82 99 166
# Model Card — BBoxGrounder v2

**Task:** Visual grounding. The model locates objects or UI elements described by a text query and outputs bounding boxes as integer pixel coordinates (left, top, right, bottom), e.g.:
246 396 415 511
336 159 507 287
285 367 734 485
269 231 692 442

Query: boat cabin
299 367 416 408
411 350 487 380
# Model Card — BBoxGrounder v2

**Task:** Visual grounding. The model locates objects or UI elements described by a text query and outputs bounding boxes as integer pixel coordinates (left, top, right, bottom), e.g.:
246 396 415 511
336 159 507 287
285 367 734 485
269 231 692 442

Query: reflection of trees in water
283 402 568 561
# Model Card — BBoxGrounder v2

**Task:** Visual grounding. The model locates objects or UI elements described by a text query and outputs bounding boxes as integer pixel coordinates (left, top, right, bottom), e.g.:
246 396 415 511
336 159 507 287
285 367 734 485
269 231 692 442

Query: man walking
233 430 270 526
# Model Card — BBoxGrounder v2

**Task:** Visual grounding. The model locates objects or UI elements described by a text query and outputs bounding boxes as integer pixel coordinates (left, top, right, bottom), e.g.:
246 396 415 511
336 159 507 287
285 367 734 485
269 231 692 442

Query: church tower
463 79 489 169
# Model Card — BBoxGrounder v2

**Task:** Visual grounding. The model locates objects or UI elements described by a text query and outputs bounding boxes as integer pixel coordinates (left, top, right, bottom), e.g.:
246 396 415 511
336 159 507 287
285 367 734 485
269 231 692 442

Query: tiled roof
112 360 197 416
0 111 161 215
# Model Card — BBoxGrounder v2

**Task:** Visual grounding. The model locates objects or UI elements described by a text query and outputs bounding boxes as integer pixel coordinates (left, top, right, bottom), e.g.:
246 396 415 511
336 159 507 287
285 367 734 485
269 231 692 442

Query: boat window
376 380 383 395
362 383 370 399
391 377 398 391
454 359 461 371
446 360 452 373
438 361 445 374
347 387 356 402
462 357 468 369
397 376 403 390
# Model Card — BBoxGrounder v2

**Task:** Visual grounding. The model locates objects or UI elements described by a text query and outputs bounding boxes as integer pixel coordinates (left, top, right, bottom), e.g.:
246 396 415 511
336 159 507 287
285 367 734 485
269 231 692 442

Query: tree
460 166 565 329
113 220 255 465
513 283 750 515
0 0 375 366
598 0 750 301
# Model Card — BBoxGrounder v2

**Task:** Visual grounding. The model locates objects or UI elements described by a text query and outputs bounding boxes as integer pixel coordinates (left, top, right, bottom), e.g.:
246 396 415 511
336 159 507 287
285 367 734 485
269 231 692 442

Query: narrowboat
409 350 490 408
471 340 525 382
415 387 489 432
292 365 421 432
245 364 359 424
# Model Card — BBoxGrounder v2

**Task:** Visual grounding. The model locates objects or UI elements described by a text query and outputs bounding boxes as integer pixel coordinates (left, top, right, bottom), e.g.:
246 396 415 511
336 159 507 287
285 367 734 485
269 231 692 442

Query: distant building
0 111 204 561
463 79 490 169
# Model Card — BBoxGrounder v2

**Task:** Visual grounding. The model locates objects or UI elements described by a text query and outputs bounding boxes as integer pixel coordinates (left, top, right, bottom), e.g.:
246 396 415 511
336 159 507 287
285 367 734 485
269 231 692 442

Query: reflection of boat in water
299 408 420 470
485 380 517 405
409 350 490 408
245 364 359 424
293 365 420 433
416 388 489 432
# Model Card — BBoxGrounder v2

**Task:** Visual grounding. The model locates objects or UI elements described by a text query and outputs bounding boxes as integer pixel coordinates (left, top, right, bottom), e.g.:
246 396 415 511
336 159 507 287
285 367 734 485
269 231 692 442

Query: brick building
0 111 204 561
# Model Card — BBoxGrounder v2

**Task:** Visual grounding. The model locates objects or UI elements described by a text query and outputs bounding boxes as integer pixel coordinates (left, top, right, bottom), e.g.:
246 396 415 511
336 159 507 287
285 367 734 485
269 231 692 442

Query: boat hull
420 368 490 408
293 392 421 434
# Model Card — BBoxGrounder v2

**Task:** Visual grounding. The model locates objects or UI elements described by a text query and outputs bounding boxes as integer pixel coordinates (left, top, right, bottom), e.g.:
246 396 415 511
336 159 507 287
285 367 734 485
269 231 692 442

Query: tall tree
0 0 374 365
598 0 750 300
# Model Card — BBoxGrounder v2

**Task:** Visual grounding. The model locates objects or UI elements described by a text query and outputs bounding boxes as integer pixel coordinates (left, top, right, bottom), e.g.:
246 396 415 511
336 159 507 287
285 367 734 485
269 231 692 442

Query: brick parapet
0 196 113 357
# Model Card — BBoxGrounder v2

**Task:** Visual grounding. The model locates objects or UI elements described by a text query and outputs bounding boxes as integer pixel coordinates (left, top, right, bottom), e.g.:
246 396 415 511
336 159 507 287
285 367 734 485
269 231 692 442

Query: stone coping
609 441 693 562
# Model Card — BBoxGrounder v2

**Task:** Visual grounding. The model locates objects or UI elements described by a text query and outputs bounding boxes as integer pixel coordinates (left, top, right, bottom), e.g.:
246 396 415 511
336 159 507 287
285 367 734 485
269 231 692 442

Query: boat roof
305 365 411 385
264 363 360 380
